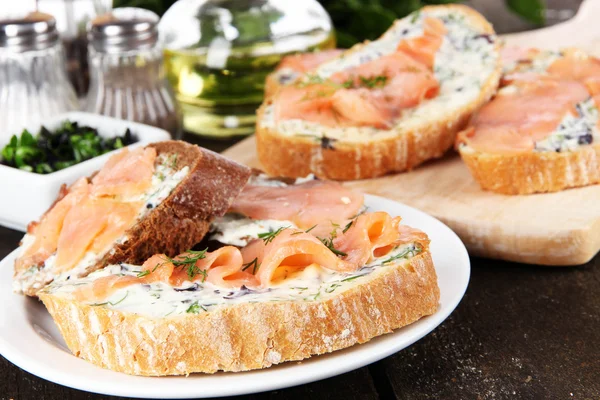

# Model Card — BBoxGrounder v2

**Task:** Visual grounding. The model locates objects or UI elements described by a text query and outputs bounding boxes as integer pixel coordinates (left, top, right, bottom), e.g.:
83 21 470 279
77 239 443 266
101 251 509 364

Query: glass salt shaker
0 12 78 146
85 8 181 138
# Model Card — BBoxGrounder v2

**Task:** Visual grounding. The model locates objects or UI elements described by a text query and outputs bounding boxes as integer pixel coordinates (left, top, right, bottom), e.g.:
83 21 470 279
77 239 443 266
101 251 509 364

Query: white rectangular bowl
0 112 171 232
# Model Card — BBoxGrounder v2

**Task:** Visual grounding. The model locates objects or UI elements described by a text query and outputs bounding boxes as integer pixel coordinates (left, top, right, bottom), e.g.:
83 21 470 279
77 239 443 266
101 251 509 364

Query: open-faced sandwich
256 5 501 180
37 172 439 375
13 141 251 296
457 48 600 194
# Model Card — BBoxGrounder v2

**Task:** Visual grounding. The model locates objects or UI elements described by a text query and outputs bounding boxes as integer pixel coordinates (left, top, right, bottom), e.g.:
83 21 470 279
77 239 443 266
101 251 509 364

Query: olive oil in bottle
160 0 335 138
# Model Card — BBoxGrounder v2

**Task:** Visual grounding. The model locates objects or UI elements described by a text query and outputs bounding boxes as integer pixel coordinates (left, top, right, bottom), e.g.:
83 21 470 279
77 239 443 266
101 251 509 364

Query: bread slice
255 5 502 180
456 48 600 195
13 141 251 296
458 144 600 195
39 246 438 376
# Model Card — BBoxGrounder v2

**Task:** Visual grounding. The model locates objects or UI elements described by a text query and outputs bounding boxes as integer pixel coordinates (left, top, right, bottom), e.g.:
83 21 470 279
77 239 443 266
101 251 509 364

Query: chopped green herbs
90 291 129 307
342 220 353 233
410 10 421 23
169 249 208 281
341 274 365 282
359 75 388 89
305 224 318 233
242 257 260 274
380 245 421 265
292 224 319 235
136 270 151 278
318 226 347 257
186 301 206 314
319 235 347 257
0 120 137 174
325 283 342 293
258 226 289 244
167 153 178 169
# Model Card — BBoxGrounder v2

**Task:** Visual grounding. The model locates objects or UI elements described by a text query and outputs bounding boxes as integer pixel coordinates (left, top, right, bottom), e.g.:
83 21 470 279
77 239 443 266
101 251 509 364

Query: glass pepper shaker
0 12 78 146
85 8 182 138
37 0 113 97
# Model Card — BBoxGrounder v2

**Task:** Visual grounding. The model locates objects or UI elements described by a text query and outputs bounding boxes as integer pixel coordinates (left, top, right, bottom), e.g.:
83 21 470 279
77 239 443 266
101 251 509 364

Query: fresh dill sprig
291 224 319 236
342 220 353 233
258 226 289 244
136 270 150 278
380 246 420 265
169 249 208 281
325 283 342 293
90 291 129 307
341 274 365 282
242 257 260 274
318 228 347 257
305 224 318 233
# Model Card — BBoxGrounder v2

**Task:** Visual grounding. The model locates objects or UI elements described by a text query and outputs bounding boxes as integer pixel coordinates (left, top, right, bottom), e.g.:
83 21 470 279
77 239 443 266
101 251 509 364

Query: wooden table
1 134 599 399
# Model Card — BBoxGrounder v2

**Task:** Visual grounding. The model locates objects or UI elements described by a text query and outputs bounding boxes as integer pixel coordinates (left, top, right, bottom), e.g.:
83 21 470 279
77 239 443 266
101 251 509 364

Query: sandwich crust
39 249 439 376
255 5 502 180
458 143 600 195
15 141 251 296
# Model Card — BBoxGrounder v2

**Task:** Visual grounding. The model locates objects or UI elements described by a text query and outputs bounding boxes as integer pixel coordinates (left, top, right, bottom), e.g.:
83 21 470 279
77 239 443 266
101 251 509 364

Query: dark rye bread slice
14 140 251 296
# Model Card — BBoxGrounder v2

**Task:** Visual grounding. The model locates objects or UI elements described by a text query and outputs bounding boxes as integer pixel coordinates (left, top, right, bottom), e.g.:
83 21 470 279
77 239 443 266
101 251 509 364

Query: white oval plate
0 194 470 398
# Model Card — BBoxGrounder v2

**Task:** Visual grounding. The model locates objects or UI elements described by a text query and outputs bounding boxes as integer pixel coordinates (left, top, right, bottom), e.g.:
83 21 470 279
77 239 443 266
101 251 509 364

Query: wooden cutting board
223 0 600 266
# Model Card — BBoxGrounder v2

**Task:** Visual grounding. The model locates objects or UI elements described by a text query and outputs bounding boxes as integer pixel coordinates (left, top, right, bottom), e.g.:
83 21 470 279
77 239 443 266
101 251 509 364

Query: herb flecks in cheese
260 9 498 143
535 98 598 152
47 243 423 318
210 214 298 247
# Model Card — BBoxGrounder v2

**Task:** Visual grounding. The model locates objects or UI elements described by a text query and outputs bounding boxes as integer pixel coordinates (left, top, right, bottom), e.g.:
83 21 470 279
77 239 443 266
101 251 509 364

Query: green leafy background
113 0 545 48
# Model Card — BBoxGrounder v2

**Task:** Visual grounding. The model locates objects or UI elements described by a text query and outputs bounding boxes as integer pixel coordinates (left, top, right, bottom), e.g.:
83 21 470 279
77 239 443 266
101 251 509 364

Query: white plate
0 195 470 398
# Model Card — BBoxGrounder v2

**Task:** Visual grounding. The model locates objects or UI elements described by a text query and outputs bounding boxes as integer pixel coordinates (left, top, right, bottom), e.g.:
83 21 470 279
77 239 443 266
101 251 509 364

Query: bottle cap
0 12 59 52
89 7 159 53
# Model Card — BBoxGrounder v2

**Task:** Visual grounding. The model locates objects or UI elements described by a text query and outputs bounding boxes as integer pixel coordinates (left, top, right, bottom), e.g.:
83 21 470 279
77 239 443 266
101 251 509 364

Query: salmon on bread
457 48 600 194
13 141 251 296
256 5 502 180
39 173 438 376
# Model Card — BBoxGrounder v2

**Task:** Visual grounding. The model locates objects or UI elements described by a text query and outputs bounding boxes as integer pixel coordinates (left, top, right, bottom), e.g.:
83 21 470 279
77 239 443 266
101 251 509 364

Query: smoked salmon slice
396 17 447 69
92 147 156 198
229 180 364 229
277 50 344 74
15 178 90 273
457 78 590 153
547 54 600 95
72 211 429 302
274 17 446 129
15 147 158 277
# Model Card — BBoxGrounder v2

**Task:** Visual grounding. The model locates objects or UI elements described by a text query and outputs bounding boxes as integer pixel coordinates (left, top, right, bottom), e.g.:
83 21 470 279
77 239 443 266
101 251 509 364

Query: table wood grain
1 133 599 399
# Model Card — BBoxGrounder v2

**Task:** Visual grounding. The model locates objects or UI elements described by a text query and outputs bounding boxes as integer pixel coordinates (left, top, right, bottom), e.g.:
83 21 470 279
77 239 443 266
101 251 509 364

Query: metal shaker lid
88 7 159 53
0 12 59 52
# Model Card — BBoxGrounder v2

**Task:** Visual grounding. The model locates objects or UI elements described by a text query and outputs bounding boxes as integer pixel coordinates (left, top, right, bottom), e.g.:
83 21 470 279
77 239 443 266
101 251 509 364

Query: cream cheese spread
46 243 422 318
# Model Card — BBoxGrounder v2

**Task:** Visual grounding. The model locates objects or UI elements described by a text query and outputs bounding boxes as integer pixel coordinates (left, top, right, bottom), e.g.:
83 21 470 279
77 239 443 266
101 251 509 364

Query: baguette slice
13 141 251 296
457 48 600 194
39 246 438 376
256 5 502 180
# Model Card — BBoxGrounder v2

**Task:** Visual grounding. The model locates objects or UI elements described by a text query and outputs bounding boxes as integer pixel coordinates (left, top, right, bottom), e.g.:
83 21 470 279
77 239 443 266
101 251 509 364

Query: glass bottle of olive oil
160 0 335 138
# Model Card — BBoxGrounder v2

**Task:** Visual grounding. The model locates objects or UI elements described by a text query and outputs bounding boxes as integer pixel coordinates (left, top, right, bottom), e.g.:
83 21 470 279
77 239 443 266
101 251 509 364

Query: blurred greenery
113 0 546 48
